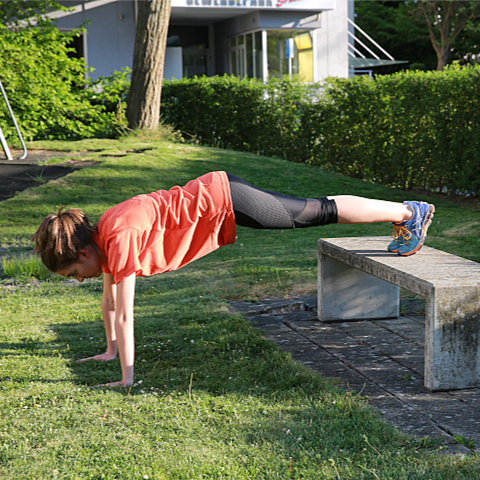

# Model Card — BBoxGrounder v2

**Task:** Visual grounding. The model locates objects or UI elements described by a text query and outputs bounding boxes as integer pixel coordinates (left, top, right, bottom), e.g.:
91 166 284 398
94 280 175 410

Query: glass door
230 37 246 77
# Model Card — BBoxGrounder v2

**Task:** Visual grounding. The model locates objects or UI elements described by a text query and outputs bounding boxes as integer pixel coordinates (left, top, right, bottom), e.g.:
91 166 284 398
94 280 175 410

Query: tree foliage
355 1 435 71
416 0 480 70
355 0 480 71
0 1 124 141
0 0 66 24
451 13 480 64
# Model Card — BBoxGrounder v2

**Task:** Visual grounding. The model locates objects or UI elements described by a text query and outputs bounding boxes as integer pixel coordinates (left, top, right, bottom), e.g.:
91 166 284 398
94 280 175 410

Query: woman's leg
227 173 412 228
226 173 434 256
330 195 412 224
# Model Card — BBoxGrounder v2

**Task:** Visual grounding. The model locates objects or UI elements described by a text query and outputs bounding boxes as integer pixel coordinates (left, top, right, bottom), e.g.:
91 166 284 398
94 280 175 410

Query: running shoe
397 201 435 256
387 220 408 253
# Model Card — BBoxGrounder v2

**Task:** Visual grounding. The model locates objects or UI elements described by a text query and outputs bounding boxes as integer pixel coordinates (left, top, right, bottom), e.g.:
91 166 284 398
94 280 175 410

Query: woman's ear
78 249 90 258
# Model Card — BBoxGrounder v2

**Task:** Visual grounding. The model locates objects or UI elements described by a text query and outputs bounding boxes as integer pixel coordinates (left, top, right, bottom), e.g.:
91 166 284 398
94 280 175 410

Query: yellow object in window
294 33 313 82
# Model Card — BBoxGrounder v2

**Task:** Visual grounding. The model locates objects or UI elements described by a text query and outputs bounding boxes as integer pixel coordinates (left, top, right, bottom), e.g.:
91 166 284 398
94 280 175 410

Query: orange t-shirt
93 171 236 284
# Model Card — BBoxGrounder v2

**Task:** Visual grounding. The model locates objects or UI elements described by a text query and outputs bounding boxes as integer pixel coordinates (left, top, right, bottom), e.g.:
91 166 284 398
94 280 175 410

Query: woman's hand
76 351 117 363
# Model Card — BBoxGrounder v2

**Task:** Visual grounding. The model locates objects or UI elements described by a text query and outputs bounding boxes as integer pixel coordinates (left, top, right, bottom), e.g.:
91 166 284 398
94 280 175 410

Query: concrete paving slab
230 295 478 453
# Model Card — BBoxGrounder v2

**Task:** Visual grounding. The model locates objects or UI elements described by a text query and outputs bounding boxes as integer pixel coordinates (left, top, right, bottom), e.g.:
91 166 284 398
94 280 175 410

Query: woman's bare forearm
77 273 119 363
112 273 136 386
101 273 118 356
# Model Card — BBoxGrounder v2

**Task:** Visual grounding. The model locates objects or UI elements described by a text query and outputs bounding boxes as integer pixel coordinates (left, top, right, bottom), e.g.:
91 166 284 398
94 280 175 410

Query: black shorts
226 173 338 229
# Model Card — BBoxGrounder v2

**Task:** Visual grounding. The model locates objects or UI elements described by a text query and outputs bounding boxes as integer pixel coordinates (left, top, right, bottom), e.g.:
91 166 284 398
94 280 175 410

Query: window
267 30 313 82
229 30 313 82
229 32 263 80
168 25 209 78
65 32 85 60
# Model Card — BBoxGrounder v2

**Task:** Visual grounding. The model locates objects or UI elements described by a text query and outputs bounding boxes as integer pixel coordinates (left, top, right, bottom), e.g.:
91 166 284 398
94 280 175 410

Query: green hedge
316 66 480 194
161 75 311 162
161 66 480 195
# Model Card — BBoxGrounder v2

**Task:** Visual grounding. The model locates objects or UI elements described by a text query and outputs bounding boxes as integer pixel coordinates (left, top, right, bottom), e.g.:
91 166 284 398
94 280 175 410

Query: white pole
262 29 268 83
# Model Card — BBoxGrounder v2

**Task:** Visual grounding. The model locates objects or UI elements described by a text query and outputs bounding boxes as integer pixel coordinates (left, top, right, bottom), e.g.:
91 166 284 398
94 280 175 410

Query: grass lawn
0 134 479 479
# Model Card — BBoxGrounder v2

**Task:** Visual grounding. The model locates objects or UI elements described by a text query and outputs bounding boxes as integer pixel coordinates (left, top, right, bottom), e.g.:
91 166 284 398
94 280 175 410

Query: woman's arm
101 273 118 358
77 273 118 363
99 273 137 387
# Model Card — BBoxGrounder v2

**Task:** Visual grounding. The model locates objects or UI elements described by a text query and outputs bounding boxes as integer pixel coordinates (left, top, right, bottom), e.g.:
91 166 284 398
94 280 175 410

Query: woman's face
56 245 103 282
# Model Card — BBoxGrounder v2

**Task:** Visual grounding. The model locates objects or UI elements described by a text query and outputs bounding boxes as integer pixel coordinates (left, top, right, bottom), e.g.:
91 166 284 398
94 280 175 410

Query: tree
355 0 480 72
417 0 480 70
126 0 172 130
450 13 480 64
0 0 113 141
0 0 65 24
354 1 436 71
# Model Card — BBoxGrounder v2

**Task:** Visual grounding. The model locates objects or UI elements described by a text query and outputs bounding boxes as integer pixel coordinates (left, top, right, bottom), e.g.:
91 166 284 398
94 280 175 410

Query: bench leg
318 254 399 322
425 287 480 391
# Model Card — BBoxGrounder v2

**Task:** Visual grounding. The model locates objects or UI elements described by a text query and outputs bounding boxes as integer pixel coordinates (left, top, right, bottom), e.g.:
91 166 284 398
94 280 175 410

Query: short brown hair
32 208 97 272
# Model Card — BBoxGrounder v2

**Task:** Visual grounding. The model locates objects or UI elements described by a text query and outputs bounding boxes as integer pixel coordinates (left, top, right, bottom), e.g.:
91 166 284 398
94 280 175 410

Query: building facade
55 0 350 81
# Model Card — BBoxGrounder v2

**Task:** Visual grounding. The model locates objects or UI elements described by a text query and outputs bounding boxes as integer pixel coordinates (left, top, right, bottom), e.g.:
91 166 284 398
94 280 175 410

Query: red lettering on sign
276 0 297 7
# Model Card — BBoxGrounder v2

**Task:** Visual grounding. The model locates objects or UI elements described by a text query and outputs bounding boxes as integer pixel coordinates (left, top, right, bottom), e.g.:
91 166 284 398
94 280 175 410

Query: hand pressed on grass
76 351 117 363
96 380 131 388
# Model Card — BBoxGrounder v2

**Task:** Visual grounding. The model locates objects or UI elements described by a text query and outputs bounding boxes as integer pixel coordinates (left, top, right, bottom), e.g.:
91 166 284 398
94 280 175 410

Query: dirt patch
0 164 78 202
0 149 96 202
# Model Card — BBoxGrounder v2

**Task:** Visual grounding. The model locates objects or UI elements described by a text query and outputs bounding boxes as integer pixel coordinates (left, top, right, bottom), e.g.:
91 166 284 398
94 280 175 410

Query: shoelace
392 224 412 241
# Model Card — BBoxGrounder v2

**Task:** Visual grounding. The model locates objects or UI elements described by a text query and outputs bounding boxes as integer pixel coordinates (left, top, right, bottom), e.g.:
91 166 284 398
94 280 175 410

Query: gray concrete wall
313 0 349 80
215 10 321 38
56 1 136 79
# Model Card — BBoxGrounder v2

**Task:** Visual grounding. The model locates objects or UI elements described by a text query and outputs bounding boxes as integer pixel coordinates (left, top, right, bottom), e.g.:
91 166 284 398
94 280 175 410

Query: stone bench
317 236 480 391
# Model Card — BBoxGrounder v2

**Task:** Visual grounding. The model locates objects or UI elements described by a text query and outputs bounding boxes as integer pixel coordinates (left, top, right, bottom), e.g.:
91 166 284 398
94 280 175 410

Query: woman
32 171 435 387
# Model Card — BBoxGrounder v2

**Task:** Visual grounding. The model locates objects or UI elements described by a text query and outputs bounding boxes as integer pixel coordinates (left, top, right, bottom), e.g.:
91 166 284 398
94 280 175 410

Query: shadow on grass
0 339 63 357
46 295 416 475
50 301 324 398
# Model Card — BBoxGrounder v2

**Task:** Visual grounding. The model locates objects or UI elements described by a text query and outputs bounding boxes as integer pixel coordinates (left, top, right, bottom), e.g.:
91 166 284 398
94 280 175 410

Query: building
53 0 397 82
53 0 348 81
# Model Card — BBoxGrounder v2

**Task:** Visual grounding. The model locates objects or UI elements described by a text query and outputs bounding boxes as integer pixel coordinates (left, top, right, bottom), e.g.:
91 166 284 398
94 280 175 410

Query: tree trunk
436 46 450 71
126 0 172 130
417 0 480 71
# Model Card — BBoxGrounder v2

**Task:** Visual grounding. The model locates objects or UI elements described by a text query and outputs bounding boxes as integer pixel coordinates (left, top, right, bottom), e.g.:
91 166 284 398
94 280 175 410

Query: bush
0 22 121 141
161 76 311 161
161 66 480 195
86 68 131 137
315 65 480 194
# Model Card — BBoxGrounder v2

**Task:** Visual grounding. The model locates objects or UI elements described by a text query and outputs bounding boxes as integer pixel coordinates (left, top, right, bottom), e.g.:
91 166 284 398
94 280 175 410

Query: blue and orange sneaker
397 201 435 256
387 220 408 253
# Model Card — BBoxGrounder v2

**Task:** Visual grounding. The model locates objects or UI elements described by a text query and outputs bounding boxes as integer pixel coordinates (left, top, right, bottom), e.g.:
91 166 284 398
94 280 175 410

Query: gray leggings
226 173 338 229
